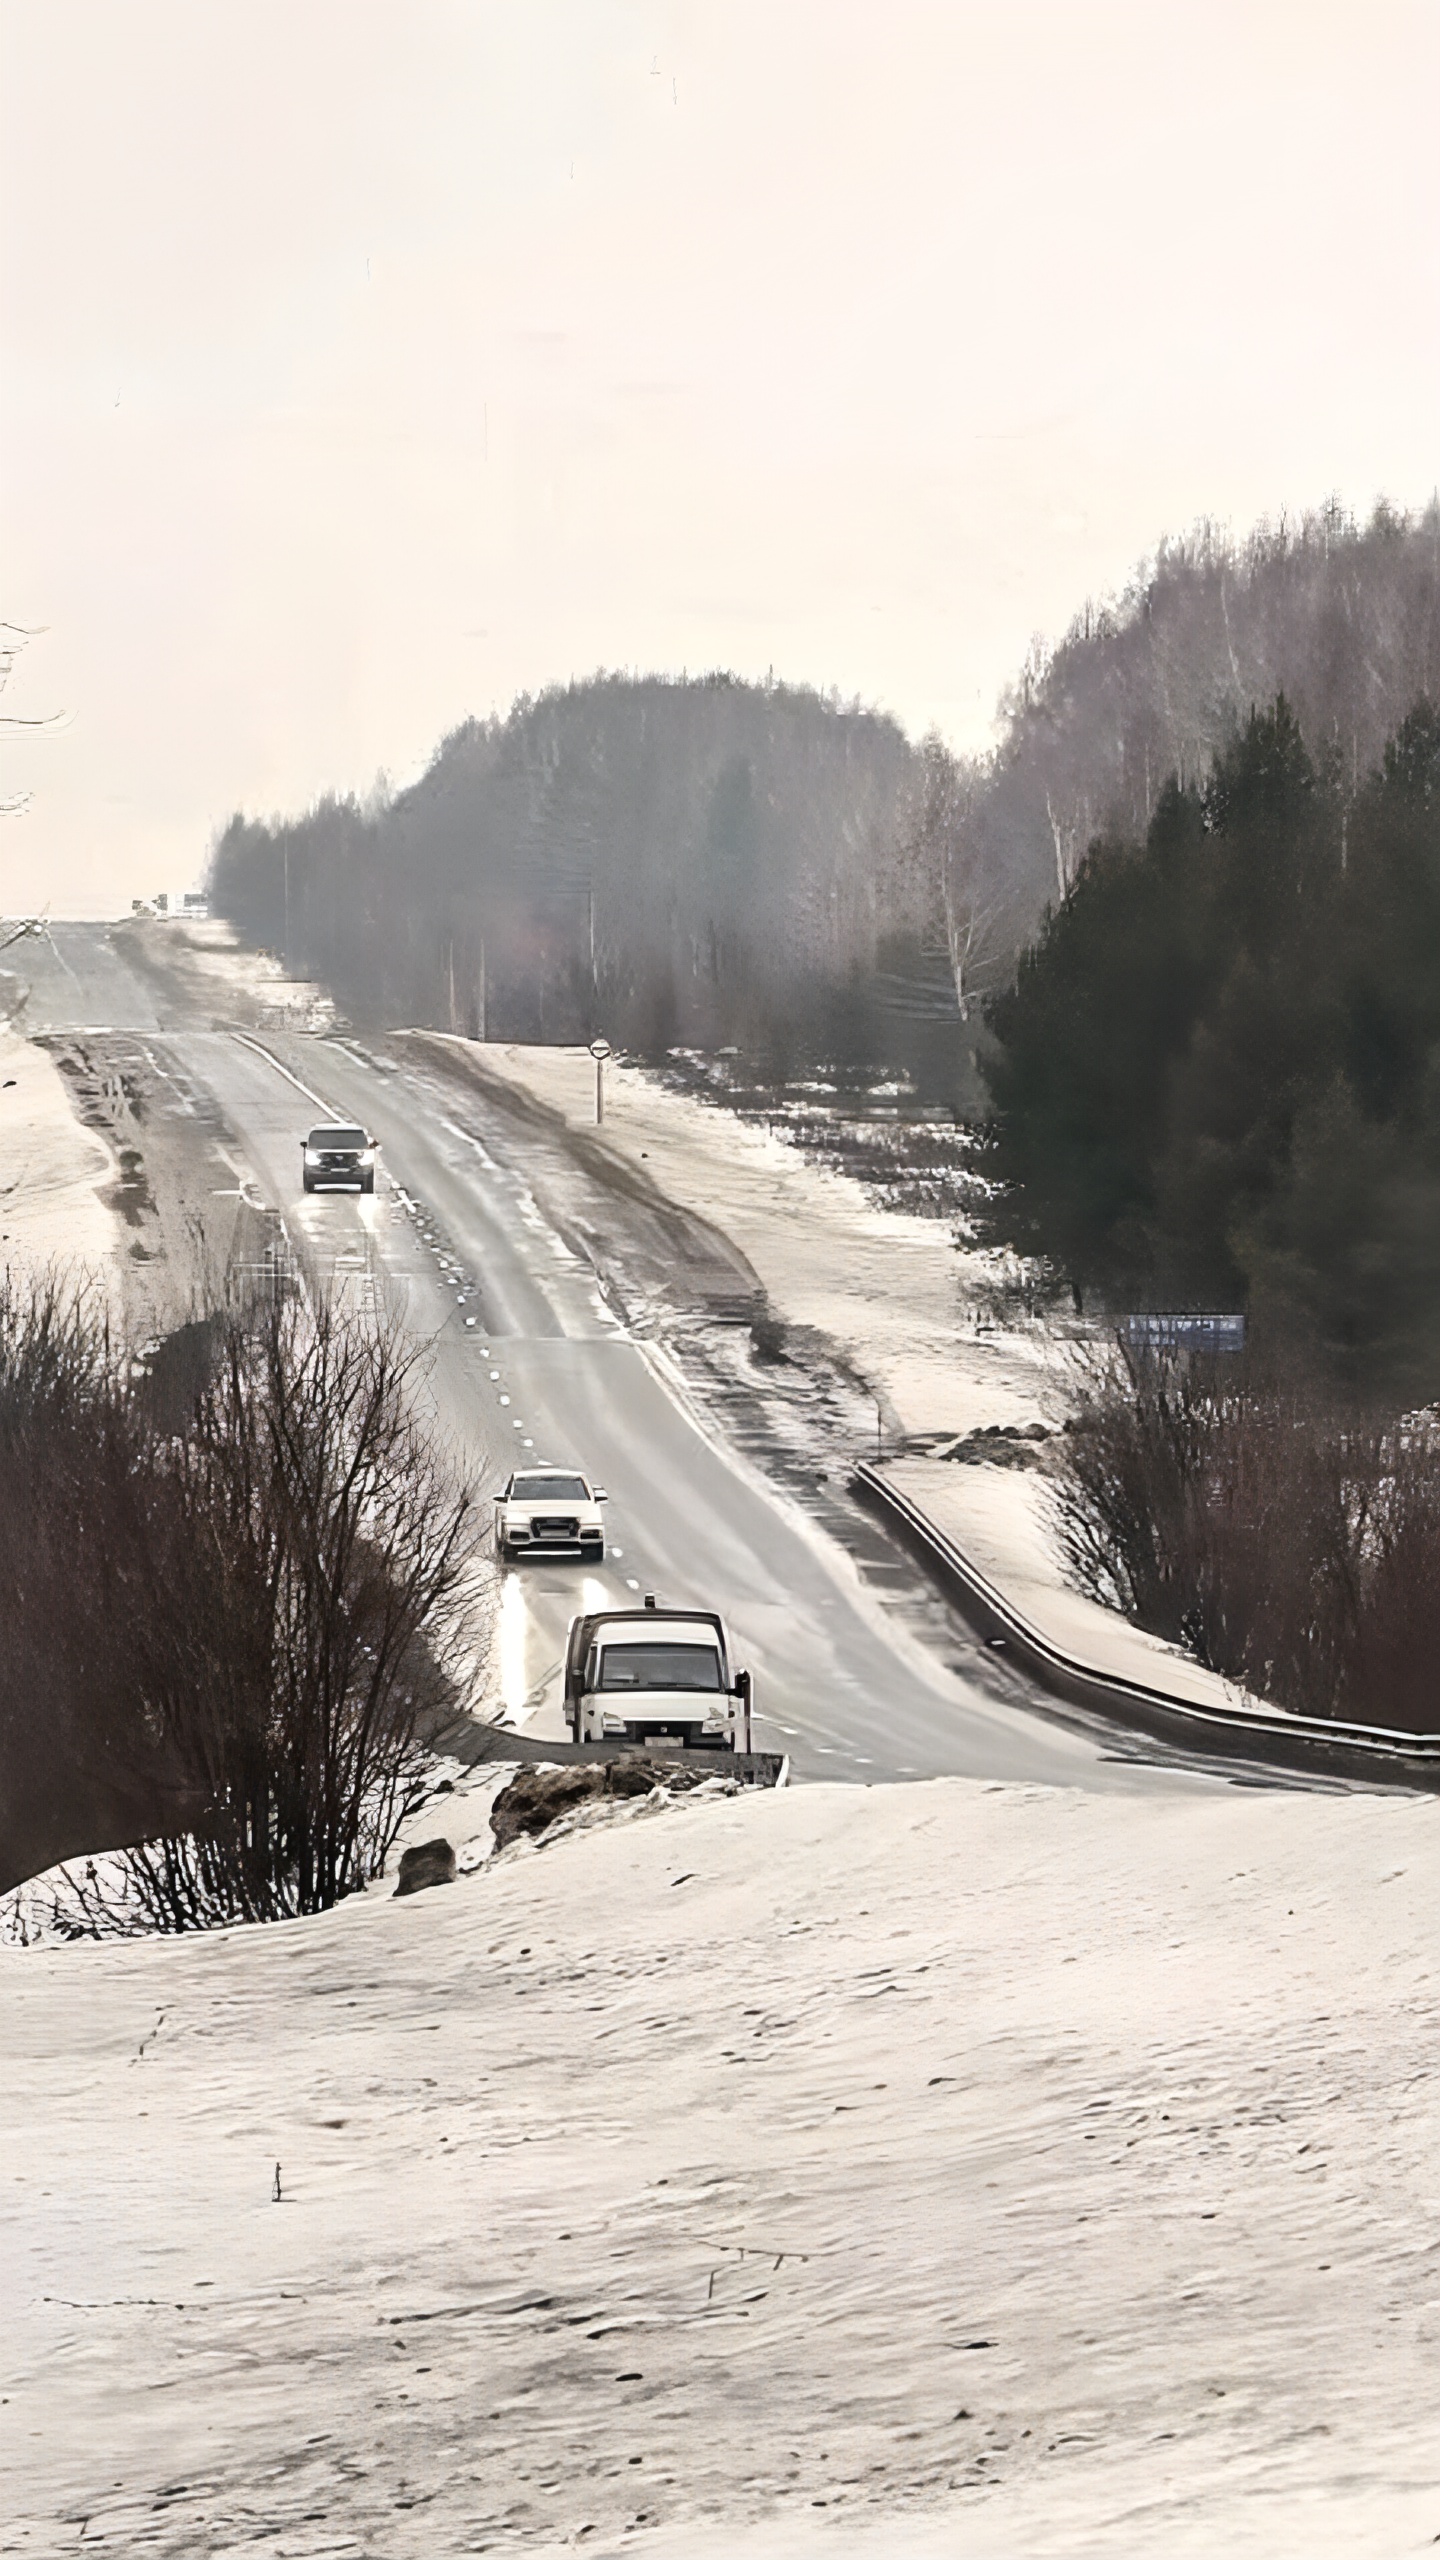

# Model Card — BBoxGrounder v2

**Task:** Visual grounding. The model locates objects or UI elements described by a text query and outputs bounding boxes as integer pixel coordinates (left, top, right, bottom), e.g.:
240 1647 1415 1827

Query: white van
564 1596 753 1750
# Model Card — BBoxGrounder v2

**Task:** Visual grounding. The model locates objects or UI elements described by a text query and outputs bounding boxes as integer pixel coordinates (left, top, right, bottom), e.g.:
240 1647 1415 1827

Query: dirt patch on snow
31 1032 279 1336
490 1755 734 1849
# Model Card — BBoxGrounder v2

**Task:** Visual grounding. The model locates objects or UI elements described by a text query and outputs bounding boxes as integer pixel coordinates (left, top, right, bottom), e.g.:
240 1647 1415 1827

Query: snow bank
5 1775 1437 2555
880 1458 1253 1711
453 1041 1051 1438
0 1022 116 1271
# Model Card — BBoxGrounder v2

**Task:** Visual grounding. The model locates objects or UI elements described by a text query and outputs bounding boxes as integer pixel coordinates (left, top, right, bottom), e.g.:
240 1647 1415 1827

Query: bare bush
113 1289 478 1928
1055 1343 1440 1731
1 1275 480 1928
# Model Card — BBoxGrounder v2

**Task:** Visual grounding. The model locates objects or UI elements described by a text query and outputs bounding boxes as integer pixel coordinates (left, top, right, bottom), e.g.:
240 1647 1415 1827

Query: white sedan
495 1467 607 1563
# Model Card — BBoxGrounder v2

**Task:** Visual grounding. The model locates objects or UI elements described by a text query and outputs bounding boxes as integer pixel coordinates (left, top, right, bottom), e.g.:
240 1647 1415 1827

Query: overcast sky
2 0 1437 911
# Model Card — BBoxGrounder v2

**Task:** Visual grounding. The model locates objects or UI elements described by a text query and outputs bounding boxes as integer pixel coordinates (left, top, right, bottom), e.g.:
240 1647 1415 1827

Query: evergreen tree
981 696 1440 1395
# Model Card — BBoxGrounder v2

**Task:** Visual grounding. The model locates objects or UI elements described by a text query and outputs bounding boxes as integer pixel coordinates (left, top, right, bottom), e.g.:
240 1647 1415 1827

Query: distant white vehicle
496 1466 607 1563
564 1595 753 1751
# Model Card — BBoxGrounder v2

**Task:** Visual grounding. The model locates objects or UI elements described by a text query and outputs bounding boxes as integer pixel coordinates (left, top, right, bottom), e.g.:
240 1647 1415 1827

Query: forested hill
208 503 1440 1082
943 502 1440 945
209 675 929 1065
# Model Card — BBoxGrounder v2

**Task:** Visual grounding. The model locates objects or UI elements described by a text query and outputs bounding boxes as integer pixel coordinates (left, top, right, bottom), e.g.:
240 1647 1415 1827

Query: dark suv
302 1124 377 1194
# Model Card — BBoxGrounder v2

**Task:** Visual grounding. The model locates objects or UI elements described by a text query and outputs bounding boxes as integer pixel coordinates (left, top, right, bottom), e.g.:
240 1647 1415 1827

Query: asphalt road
14 922 1197 1790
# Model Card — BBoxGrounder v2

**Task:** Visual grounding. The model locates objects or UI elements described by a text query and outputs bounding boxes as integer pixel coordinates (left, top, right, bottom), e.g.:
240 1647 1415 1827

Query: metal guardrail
853 1461 1440 1791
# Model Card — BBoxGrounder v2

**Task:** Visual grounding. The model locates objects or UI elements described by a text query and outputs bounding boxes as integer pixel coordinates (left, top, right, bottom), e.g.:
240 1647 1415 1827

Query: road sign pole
589 1036 611 1126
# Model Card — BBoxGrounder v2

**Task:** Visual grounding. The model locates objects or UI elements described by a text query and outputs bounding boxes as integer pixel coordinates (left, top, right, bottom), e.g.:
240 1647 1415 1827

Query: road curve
16 923 1207 1792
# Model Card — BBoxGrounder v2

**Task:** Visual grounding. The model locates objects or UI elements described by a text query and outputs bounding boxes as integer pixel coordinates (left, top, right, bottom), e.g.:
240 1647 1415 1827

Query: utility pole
447 938 457 1033
477 938 487 1041
589 1035 611 1125
283 841 290 975
588 882 596 988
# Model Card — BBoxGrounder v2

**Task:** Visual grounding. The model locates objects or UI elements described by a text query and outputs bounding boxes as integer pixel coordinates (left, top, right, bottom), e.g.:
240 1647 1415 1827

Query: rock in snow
392 1836 457 1896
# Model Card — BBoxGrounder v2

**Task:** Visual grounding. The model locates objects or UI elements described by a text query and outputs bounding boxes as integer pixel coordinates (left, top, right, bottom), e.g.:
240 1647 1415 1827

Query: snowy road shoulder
0 1024 117 1274
4 1776 1437 2557
416 1036 1055 1440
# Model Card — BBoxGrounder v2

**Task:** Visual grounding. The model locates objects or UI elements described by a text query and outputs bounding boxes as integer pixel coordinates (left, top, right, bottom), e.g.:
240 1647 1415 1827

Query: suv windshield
307 1127 367 1150
511 1474 589 1501
596 1643 723 1693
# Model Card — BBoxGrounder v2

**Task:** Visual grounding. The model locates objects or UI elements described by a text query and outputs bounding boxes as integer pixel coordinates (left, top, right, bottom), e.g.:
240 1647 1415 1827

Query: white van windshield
596 1643 723 1693
511 1474 589 1501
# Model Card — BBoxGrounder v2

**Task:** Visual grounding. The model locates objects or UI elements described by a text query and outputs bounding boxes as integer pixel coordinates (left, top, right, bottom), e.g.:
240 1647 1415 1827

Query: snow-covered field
4 1771 1438 2556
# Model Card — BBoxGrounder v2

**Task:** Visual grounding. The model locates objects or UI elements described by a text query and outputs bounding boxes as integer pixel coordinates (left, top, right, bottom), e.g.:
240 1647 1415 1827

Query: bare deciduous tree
0 622 64 817
906 734 1015 1020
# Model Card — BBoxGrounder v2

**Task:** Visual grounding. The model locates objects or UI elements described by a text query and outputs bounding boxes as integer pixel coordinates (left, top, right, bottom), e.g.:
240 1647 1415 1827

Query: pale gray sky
2 0 1437 911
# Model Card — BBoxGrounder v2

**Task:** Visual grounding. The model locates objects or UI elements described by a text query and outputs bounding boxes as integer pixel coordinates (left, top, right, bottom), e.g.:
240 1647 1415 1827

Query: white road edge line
230 1030 337 1116
438 1113 501 1174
